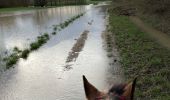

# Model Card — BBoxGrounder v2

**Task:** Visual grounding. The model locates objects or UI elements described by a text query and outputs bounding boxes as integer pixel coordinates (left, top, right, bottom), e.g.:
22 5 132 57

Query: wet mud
63 30 89 70
66 30 89 63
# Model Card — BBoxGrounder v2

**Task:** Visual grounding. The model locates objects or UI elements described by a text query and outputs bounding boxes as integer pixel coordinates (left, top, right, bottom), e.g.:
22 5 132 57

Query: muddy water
0 4 123 100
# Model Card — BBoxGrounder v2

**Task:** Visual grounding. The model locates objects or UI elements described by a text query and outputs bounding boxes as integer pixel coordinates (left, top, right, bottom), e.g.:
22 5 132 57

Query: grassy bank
108 10 170 99
86 0 110 5
0 7 41 12
86 0 101 5
0 4 85 13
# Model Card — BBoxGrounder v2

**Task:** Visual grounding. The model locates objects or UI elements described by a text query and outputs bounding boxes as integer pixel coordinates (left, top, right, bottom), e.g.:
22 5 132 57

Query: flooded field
0 4 123 100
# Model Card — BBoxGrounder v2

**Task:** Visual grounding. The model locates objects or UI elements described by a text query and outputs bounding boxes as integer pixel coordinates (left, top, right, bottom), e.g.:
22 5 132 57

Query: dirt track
63 30 89 70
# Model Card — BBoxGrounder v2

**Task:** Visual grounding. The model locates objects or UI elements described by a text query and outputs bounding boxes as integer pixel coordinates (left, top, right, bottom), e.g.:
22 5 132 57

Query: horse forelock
95 84 127 100
109 84 126 95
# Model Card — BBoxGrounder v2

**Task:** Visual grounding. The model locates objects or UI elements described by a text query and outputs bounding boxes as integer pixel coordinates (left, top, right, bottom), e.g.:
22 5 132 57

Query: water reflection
0 6 87 50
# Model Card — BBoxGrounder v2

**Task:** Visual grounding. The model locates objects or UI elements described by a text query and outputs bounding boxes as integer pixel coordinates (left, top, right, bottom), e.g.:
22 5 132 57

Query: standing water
0 4 123 100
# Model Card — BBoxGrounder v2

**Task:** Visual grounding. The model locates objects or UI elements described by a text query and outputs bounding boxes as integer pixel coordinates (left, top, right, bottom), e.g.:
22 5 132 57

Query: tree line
0 0 30 7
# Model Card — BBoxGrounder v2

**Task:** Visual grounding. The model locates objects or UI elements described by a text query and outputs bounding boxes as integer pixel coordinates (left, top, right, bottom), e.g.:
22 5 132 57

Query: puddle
0 4 124 100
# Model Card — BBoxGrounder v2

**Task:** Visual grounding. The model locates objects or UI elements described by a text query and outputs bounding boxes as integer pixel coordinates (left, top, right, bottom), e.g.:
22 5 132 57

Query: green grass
0 5 82 13
0 7 43 13
86 0 107 5
30 33 49 51
108 10 170 99
52 13 85 31
52 32 57 35
5 53 19 69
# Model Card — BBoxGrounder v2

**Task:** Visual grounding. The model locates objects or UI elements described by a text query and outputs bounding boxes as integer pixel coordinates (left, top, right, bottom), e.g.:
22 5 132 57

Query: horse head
83 75 137 100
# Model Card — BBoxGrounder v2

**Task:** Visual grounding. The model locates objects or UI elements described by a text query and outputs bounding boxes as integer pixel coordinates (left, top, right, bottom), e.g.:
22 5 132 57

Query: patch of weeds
43 33 49 40
52 13 85 32
30 42 40 51
60 23 65 29
31 33 49 51
53 26 58 31
21 49 30 59
52 32 57 35
5 53 19 69
13 46 22 53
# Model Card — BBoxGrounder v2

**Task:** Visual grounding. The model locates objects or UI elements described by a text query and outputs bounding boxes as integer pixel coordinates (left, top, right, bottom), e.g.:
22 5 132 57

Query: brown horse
83 75 137 100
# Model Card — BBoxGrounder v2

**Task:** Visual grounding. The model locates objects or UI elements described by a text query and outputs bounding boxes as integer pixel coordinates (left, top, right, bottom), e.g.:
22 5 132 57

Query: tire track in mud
63 30 89 71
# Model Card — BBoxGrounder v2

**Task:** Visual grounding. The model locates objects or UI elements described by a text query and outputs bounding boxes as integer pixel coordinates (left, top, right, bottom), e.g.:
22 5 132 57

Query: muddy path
63 30 89 71
130 16 170 49
66 30 89 63
0 4 124 100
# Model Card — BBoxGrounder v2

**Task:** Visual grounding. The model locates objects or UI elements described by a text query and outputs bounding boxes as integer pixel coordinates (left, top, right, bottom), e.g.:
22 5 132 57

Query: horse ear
123 78 137 100
83 75 101 100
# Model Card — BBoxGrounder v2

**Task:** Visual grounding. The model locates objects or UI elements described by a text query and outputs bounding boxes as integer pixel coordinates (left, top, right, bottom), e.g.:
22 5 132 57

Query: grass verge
0 7 43 13
0 5 85 13
108 10 170 99
86 0 110 5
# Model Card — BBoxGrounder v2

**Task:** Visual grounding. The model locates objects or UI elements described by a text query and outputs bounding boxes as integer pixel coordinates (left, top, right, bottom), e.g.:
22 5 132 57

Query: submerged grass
30 33 50 51
3 12 85 69
51 32 57 35
108 10 170 99
52 13 84 32
4 53 19 69
21 49 30 59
